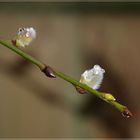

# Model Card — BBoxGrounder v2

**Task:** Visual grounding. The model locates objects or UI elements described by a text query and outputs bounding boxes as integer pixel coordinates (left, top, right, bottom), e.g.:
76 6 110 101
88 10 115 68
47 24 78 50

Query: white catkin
16 27 36 48
80 65 105 90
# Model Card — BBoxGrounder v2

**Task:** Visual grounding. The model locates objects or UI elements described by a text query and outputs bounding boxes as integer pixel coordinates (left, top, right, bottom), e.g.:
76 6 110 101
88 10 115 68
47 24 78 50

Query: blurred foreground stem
0 40 132 118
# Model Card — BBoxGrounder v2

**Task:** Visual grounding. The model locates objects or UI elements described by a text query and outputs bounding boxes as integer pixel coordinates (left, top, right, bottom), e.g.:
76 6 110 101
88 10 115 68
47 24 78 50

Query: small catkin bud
13 27 36 48
75 86 87 94
104 93 116 101
42 66 56 78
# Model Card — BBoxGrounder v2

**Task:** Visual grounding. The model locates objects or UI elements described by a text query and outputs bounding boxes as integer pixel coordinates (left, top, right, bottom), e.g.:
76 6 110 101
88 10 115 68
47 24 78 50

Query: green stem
55 71 126 111
0 40 45 70
0 40 132 118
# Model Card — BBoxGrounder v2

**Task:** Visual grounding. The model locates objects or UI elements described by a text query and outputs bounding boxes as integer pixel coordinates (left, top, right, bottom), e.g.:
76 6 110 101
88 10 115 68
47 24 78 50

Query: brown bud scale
76 86 87 94
42 66 56 78
11 39 16 46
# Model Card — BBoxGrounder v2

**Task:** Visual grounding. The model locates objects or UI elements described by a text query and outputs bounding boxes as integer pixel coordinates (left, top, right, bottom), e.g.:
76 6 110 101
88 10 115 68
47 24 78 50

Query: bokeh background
0 2 139 138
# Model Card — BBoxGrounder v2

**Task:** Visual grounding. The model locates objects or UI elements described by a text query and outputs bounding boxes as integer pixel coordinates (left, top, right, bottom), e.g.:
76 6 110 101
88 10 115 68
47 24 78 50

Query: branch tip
122 107 133 118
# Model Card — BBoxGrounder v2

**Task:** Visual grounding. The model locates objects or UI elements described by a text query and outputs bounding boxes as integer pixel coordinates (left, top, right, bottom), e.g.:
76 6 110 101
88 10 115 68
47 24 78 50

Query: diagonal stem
0 40 132 118
0 40 46 70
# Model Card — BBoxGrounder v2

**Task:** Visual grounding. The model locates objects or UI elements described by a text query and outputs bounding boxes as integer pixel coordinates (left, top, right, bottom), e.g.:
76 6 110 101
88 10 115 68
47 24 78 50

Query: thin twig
0 40 133 118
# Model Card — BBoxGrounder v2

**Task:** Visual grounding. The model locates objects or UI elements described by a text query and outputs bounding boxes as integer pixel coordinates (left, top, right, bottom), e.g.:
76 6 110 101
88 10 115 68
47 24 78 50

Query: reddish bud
11 39 16 46
122 107 133 118
75 86 87 94
42 66 56 78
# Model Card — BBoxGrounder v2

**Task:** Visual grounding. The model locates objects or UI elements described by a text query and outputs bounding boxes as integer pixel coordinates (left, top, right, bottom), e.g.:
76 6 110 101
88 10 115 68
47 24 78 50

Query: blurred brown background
0 2 139 138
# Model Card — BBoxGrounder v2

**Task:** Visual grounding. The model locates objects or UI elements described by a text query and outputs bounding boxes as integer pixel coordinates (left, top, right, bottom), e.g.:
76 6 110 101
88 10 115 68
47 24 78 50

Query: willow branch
0 40 132 118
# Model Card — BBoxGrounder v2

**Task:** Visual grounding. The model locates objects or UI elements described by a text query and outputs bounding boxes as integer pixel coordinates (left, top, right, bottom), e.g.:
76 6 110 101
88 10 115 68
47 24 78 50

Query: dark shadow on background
7 57 71 113
1 2 140 15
